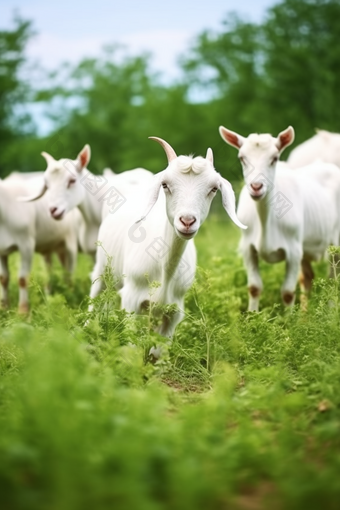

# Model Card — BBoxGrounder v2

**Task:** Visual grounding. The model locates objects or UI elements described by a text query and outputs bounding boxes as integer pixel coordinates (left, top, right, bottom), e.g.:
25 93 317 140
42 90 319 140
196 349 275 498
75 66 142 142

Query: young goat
219 125 340 311
89 137 246 342
24 145 153 256
0 178 79 312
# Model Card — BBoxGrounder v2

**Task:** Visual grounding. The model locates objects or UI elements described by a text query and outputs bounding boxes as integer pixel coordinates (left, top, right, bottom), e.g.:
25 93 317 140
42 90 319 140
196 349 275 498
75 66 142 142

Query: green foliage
262 0 340 142
2 1 340 178
0 17 35 174
1 218 340 508
1 4 340 502
182 0 340 155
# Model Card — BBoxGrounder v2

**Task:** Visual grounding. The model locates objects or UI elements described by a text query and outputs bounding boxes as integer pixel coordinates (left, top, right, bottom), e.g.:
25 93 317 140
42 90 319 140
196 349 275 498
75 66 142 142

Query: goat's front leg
243 244 262 311
0 255 9 308
88 258 106 314
64 236 78 275
148 297 185 360
281 252 302 307
158 302 184 338
57 242 77 276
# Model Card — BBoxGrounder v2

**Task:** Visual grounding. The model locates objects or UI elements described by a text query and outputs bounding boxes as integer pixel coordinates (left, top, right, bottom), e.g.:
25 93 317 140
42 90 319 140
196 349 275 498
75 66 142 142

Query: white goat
219 125 340 311
89 137 246 340
287 129 340 169
5 171 45 181
24 145 154 256
0 179 80 312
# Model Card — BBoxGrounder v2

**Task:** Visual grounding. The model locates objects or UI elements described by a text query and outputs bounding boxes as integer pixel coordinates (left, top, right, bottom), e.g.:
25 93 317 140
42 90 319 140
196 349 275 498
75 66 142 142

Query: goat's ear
76 144 91 171
41 151 55 167
17 181 48 202
219 176 247 229
206 148 214 165
219 126 245 149
135 171 166 223
276 126 295 153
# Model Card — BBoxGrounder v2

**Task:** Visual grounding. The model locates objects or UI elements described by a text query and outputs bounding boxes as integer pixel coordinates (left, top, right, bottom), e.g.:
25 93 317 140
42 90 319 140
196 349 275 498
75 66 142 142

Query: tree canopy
1 0 340 178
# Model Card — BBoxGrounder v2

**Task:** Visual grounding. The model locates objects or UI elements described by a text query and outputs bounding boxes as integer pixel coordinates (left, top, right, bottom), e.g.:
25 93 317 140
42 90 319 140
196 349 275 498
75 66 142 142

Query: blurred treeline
1 0 339 180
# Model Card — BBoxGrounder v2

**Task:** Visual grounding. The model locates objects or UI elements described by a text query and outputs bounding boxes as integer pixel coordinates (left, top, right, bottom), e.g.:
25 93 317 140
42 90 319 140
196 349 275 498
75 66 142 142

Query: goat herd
1 127 340 351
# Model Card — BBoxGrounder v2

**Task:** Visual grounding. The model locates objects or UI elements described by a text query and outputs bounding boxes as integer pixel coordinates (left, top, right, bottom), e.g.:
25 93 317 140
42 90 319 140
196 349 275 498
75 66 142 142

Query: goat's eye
271 157 278 165
211 187 218 193
239 156 245 164
162 182 168 190
68 178 76 188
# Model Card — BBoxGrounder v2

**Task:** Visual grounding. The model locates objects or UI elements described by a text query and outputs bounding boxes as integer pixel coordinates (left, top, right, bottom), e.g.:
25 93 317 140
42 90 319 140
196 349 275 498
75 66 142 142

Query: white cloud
25 28 192 81
120 29 192 79
4 0 276 81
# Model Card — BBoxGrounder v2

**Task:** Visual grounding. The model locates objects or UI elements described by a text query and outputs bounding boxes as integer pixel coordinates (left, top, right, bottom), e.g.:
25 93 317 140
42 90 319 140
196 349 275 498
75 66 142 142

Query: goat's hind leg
299 257 314 311
281 252 302 308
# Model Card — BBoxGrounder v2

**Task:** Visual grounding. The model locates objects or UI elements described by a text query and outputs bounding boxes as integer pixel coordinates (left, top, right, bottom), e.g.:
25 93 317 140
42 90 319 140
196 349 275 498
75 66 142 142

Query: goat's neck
162 219 188 282
255 193 272 228
77 170 104 226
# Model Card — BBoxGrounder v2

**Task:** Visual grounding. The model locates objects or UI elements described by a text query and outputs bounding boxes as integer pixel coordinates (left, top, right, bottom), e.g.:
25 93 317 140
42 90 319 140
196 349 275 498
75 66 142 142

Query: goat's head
137 137 247 240
22 145 91 220
219 126 295 201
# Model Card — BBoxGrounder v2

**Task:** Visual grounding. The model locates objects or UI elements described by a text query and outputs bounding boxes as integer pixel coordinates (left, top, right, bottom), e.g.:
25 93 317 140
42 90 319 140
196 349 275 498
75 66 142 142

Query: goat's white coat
89 143 246 339
24 146 154 256
219 126 340 311
287 129 340 168
0 178 80 311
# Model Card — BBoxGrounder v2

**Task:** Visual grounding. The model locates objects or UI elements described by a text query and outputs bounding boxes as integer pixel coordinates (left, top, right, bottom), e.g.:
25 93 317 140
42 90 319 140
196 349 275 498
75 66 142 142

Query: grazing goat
89 137 246 343
24 146 153 256
219 125 340 311
287 129 340 169
0 179 79 312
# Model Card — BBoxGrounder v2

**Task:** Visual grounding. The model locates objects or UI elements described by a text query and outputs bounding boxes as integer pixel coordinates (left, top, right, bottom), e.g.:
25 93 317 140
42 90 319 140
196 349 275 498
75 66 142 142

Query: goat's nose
50 207 57 216
179 215 196 228
251 182 263 192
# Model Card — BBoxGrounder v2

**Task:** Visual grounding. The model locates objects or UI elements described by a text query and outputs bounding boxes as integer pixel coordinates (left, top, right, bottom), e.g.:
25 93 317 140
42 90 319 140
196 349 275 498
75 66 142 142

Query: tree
262 0 340 143
4 0 340 178
0 17 34 174
181 0 340 153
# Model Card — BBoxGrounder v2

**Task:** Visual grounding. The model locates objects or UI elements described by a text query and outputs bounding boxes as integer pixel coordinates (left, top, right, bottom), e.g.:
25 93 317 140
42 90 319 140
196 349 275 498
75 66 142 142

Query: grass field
1 212 340 510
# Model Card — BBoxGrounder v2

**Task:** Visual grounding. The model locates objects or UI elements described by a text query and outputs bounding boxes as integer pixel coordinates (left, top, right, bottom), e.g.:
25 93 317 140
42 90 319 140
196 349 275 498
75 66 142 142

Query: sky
1 0 277 82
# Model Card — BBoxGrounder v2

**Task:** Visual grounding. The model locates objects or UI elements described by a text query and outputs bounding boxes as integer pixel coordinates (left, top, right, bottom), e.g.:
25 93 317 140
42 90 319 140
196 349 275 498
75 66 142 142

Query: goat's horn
149 137 177 163
41 151 56 166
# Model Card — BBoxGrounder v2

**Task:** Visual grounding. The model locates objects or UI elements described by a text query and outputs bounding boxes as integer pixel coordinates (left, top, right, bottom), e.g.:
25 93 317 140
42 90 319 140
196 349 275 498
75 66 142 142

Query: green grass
1 215 340 510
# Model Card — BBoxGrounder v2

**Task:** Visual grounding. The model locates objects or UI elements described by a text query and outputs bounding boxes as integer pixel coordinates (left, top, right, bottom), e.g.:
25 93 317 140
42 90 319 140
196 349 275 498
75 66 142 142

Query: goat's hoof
18 303 29 314
149 345 163 363
149 342 171 363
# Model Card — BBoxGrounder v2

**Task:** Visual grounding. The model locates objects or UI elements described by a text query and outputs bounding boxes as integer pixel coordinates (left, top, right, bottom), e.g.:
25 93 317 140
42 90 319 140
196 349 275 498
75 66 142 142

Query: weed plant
1 216 340 509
